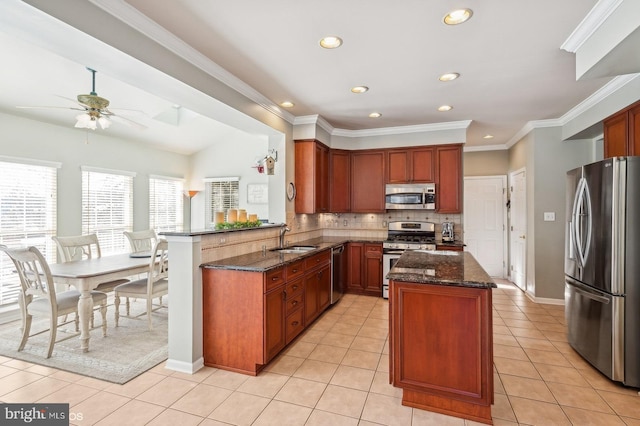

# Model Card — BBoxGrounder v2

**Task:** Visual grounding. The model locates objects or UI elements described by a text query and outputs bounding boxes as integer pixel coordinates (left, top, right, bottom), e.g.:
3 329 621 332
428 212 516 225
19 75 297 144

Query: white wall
188 130 270 227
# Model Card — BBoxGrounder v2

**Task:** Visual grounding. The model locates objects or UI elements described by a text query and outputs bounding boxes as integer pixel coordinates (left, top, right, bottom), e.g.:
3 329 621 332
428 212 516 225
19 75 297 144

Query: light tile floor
1 279 639 425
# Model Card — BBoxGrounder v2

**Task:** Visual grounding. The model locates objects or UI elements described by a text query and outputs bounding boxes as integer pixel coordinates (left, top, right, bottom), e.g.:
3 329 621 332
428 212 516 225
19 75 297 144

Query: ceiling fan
17 67 146 130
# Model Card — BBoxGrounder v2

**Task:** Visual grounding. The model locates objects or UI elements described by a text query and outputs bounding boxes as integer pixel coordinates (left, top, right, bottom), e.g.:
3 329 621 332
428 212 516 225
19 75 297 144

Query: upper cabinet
295 140 329 214
386 147 434 183
351 150 385 212
604 100 640 158
435 144 462 214
329 149 351 212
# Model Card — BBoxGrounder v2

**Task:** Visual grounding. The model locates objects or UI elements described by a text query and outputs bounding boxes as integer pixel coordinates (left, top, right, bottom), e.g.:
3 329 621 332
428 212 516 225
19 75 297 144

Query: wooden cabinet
329 149 351 212
304 250 331 324
264 284 286 361
202 249 332 375
347 242 363 292
604 100 640 158
436 244 464 251
346 242 382 296
390 281 493 424
387 147 434 183
435 145 462 213
295 139 329 213
351 150 385 212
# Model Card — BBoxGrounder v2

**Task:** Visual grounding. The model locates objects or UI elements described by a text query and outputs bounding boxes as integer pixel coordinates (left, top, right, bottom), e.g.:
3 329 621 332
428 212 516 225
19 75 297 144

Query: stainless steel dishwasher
331 244 345 304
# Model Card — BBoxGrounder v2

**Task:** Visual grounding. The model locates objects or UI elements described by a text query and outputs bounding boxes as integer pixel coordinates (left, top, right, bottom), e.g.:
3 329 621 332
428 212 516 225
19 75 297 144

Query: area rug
0 300 167 384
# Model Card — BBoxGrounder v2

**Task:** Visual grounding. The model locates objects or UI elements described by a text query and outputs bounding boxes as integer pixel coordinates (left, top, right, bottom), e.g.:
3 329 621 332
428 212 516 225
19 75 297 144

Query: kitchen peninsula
387 250 496 425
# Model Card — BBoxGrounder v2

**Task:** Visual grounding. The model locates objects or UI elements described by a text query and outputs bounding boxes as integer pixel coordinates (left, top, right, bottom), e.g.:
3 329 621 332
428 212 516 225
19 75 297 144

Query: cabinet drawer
365 244 382 254
304 250 331 270
265 267 286 292
286 260 305 281
286 292 304 315
286 278 303 297
285 308 305 343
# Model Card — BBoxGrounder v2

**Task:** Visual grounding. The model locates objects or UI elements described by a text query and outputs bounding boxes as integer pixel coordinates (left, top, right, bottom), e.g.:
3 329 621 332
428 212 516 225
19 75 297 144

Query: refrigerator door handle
573 178 592 267
566 277 610 304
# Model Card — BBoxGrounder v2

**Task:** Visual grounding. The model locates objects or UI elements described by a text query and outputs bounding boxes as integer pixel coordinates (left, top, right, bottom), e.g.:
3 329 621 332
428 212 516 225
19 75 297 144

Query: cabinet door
387 150 410 183
351 150 385 212
316 144 330 212
317 264 331 312
304 272 319 324
330 149 351 212
347 242 363 291
363 243 382 294
411 148 434 182
264 286 285 362
436 145 462 213
604 112 628 158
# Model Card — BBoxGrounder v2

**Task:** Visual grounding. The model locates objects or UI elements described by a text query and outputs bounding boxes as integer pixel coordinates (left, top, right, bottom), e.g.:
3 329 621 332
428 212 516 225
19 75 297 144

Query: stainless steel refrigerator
565 156 640 387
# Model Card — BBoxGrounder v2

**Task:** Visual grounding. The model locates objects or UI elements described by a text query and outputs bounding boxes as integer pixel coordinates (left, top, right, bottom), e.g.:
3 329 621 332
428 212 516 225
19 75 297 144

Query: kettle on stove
442 222 454 242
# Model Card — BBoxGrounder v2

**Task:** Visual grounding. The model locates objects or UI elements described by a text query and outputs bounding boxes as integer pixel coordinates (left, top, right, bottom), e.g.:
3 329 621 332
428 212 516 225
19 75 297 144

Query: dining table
48 253 156 352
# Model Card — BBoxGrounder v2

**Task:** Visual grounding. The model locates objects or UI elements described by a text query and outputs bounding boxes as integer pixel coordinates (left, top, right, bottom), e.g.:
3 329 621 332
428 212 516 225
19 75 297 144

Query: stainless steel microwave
385 183 436 210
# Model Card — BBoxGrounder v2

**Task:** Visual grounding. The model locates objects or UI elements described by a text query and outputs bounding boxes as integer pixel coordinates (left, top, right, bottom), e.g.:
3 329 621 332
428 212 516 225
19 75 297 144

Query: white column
164 234 204 373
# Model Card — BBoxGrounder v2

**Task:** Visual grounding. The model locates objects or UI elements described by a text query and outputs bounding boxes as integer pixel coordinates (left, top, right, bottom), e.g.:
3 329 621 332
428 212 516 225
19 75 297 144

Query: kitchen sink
270 245 318 254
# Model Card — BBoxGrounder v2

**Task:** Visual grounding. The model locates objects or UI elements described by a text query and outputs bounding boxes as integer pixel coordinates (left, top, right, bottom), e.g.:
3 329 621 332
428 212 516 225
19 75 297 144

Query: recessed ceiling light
443 9 473 25
351 86 369 94
369 112 382 118
483 134 494 139
280 101 294 108
438 105 453 112
439 72 460 82
319 36 343 49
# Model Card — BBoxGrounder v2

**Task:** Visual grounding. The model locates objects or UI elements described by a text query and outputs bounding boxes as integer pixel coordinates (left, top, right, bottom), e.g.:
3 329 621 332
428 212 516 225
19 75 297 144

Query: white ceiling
0 0 623 154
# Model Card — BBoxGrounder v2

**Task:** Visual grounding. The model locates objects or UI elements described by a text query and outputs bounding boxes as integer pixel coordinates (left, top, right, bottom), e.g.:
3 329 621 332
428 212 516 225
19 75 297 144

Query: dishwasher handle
333 245 345 255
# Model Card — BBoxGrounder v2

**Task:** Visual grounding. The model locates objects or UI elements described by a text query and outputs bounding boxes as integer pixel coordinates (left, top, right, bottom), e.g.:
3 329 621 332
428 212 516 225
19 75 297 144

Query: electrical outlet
543 212 555 221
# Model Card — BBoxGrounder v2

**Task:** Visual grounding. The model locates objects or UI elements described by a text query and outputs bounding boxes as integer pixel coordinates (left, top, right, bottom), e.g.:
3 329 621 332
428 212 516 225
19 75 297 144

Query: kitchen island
387 250 496 424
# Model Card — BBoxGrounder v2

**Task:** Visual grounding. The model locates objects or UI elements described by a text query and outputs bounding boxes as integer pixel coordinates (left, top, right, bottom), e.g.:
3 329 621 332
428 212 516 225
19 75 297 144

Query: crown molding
463 144 508 152
332 120 472 138
89 0 295 124
561 0 623 52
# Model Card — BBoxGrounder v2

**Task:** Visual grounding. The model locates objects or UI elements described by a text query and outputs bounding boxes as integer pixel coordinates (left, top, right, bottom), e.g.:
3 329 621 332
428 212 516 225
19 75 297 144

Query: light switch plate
543 212 555 221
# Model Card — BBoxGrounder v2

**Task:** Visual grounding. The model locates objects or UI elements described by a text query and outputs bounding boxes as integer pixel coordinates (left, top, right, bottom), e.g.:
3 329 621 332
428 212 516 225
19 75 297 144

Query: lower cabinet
347 242 382 296
202 249 332 376
389 281 493 424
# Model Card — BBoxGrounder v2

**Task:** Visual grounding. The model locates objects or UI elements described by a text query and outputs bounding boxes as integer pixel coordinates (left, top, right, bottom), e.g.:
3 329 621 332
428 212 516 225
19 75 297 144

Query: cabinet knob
272 276 279 281
292 300 298 306
291 321 299 326
292 285 298 290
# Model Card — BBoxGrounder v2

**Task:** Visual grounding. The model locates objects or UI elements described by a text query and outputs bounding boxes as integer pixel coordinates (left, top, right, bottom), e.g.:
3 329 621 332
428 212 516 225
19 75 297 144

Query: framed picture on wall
247 183 268 204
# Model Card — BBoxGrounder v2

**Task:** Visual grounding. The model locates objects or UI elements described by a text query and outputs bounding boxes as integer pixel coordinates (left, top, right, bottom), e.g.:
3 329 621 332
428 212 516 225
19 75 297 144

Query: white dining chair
114 239 168 330
52 234 130 293
123 229 158 253
0 245 108 358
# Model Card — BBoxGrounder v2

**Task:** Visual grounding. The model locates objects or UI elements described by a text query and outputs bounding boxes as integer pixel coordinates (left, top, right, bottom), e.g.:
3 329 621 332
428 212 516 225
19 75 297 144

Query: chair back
0 245 57 315
52 234 101 262
147 239 168 296
124 229 158 253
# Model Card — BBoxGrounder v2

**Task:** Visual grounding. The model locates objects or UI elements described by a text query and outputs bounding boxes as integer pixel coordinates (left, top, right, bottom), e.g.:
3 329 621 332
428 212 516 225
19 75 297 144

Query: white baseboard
165 357 205 374
525 291 565 306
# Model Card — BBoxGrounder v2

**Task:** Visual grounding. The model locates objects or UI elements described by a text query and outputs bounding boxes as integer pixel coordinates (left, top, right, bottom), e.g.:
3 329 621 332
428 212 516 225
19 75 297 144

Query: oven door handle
383 251 404 256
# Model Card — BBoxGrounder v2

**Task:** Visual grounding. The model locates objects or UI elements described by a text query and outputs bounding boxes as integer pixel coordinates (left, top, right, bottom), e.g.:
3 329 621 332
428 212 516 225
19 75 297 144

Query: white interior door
510 169 527 291
463 176 507 278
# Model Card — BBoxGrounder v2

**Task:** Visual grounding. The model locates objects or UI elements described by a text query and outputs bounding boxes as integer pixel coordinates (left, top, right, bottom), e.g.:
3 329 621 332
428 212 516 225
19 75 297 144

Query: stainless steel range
382 221 436 298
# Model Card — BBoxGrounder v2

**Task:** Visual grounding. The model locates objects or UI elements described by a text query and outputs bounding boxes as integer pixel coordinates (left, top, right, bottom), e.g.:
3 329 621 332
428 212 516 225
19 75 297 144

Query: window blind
149 176 184 232
82 169 133 256
0 161 57 307
206 178 239 223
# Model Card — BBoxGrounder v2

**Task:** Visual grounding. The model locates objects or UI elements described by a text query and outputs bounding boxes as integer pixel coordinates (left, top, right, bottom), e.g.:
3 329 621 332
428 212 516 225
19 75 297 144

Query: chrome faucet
279 224 291 248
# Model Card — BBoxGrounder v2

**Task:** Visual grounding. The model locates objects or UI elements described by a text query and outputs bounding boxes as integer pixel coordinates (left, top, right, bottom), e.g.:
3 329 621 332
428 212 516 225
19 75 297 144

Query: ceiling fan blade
16 105 85 111
111 113 147 130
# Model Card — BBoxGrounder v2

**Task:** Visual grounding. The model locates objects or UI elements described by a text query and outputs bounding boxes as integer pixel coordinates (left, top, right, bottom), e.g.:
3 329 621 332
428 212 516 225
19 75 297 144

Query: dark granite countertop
201 237 385 272
436 240 466 247
161 223 283 237
387 250 496 289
